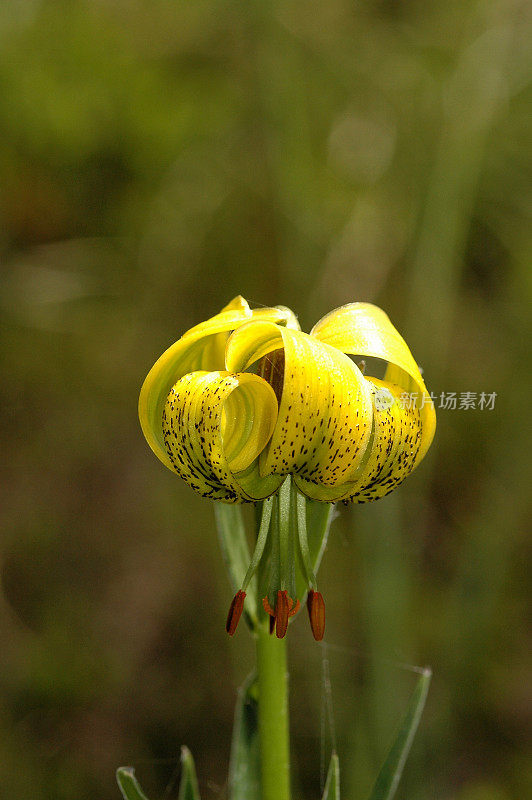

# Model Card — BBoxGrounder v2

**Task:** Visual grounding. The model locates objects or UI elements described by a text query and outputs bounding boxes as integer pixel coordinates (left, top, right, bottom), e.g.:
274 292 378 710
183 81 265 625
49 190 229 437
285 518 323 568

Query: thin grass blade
178 746 201 800
368 668 431 800
322 752 340 800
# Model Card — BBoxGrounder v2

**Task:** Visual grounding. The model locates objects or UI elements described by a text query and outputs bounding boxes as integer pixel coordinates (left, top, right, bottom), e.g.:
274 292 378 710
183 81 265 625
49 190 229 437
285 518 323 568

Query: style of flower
139 296 436 639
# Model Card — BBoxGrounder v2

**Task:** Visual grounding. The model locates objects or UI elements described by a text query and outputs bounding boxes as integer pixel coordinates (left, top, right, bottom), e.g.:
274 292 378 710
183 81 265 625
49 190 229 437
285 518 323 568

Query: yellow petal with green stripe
311 303 436 466
162 371 283 502
139 297 299 472
225 321 374 500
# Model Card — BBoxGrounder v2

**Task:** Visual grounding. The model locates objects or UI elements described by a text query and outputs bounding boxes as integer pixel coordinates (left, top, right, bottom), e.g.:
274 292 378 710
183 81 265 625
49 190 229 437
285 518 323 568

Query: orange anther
306 590 325 641
262 591 300 637
226 590 246 636
275 590 290 638
262 596 275 616
288 599 300 617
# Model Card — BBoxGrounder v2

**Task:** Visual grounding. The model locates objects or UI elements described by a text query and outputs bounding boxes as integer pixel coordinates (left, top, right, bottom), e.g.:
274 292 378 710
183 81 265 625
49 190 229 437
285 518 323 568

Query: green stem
256 625 291 800
255 485 291 800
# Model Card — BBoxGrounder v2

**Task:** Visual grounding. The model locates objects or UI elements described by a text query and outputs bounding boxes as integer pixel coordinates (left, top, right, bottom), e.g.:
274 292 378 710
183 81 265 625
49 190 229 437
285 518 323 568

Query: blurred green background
0 1 530 798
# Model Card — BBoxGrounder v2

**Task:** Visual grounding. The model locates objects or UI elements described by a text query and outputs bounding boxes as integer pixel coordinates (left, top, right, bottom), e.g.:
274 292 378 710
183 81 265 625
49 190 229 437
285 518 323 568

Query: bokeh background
1 1 530 798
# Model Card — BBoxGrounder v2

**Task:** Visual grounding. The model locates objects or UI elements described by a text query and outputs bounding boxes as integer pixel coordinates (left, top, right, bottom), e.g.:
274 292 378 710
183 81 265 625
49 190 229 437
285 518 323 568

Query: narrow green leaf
116 767 150 800
178 746 201 800
228 673 260 800
214 503 257 625
368 668 432 800
322 752 340 800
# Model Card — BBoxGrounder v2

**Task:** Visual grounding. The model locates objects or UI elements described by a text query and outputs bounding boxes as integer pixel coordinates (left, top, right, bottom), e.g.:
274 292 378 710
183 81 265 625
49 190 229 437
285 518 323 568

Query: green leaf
116 767 151 800
322 752 340 800
178 746 201 800
214 503 257 626
368 668 432 800
228 673 260 800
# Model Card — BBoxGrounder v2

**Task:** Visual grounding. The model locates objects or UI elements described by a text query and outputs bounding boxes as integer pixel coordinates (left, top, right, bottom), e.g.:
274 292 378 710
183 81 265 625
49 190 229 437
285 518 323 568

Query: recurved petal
383 362 435 462
226 321 374 498
182 296 300 341
139 297 298 471
345 378 422 502
310 303 436 465
162 370 283 503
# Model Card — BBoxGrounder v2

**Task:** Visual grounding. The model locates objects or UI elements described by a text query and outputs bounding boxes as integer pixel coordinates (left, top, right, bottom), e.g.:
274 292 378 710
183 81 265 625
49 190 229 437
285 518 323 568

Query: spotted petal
162 370 283 502
343 378 422 502
311 303 436 465
139 296 299 471
225 321 374 501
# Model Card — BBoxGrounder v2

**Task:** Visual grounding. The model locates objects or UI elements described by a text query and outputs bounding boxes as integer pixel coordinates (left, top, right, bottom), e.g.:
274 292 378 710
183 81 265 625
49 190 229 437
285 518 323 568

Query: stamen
307 589 325 641
226 590 246 636
241 496 274 591
262 595 275 635
294 487 317 588
288 599 300 617
275 590 290 639
262 596 275 616
262 591 301 638
278 478 296 600
262 597 276 634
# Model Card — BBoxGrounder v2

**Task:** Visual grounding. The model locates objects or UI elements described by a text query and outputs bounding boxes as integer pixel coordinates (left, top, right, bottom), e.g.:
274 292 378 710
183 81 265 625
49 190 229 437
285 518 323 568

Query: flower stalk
256 619 291 800
255 490 292 800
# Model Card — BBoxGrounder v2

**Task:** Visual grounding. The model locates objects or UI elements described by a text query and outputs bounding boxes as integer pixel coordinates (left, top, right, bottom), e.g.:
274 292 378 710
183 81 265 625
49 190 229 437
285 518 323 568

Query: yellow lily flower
139 296 436 639
139 296 435 505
